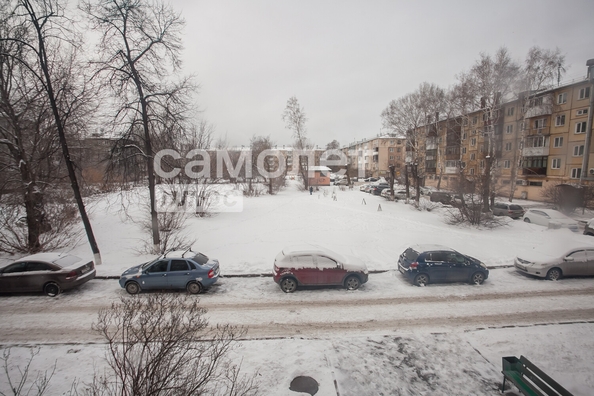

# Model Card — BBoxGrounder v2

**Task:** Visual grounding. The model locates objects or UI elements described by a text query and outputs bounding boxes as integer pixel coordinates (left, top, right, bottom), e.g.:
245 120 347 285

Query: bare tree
86 294 259 396
508 47 565 201
0 0 101 262
81 0 196 254
0 347 56 396
282 96 310 189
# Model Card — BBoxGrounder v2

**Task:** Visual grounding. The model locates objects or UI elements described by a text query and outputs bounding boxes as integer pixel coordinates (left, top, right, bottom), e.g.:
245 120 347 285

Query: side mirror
564 256 574 262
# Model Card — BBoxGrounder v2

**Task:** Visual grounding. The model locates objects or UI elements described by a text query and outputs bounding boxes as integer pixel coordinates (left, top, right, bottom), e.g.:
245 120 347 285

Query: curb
94 266 510 280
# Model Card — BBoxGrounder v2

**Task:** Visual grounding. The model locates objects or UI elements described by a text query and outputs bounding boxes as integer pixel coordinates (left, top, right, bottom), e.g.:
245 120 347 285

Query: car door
533 210 550 226
315 255 344 285
562 250 588 276
0 262 29 292
142 259 170 289
423 252 450 282
23 262 57 292
290 255 318 285
584 250 594 276
167 259 192 289
445 253 473 282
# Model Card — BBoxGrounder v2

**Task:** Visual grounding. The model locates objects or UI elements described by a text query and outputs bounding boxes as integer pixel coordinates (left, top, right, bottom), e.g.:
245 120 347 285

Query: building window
470 153 476 160
579 87 590 100
534 118 547 129
462 147 467 154
472 116 478 125
555 115 565 126
505 142 512 151
469 168 475 175
480 160 484 168
397 140 402 144
471 137 476 146
389 156 394 160
397 147 401 153
506 125 513 134
557 93 567 104
389 148 394 152
571 168 582 179
462 132 467 140
504 160 511 169
576 122 588 134
577 109 589 116
551 158 561 169
553 137 563 148
529 181 543 187
573 145 585 156
507 107 514 116
390 140 394 145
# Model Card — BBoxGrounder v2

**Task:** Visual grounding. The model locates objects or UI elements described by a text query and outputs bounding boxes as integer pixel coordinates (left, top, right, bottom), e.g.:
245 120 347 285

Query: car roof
281 244 343 259
12 252 76 264
162 249 206 259
409 244 456 253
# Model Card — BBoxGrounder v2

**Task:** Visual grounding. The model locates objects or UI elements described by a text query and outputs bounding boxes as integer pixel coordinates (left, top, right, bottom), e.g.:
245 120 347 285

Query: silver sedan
514 245 594 280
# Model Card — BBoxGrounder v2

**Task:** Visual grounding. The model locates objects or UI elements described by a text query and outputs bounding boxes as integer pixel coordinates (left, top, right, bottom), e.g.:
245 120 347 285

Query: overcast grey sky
169 0 594 148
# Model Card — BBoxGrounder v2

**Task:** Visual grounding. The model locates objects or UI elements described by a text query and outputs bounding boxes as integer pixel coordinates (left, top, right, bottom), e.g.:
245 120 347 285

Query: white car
522 208 579 232
514 244 594 280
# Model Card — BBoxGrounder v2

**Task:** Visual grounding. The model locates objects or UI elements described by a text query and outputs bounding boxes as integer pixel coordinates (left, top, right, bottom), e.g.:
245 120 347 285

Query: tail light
65 270 78 280
409 262 418 269
208 269 215 278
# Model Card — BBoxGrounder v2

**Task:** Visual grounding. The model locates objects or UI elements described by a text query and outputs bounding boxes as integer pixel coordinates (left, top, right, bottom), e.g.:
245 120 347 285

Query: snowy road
2 269 594 343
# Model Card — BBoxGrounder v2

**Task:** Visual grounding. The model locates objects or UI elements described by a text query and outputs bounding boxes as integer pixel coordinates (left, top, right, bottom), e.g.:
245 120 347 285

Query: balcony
522 146 549 157
522 167 547 176
524 94 553 118
527 126 550 136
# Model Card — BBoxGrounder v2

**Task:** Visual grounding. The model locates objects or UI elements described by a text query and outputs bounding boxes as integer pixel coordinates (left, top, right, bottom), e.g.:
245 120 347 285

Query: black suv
429 191 452 204
398 244 489 286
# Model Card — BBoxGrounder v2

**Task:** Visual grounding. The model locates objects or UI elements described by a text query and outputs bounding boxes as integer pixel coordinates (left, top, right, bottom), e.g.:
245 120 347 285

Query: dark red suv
273 245 368 293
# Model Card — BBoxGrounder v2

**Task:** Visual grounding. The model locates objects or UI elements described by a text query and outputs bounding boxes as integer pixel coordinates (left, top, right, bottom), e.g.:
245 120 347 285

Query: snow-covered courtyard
1 182 593 395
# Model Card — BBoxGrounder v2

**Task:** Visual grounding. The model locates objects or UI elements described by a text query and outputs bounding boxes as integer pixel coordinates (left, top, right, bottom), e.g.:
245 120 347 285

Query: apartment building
418 78 593 201
343 135 406 179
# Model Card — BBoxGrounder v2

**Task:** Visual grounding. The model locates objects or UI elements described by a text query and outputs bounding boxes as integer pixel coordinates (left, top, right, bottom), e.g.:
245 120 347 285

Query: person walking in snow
309 186 313 195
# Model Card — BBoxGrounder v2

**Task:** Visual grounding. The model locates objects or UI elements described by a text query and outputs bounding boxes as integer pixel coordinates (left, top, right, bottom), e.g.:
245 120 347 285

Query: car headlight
480 263 487 269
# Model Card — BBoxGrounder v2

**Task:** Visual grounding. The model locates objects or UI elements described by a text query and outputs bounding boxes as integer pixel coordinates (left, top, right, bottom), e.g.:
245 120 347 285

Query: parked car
398 244 489 286
429 191 452 204
359 184 370 192
364 177 378 182
0 253 95 297
380 189 393 199
119 249 220 294
335 179 349 186
273 245 368 293
514 245 594 280
522 208 579 231
492 202 525 219
394 189 415 200
370 183 390 195
584 219 594 236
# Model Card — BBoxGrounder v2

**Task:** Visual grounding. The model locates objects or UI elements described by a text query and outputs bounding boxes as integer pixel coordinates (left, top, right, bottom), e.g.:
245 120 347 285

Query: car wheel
344 275 361 290
280 277 297 293
471 272 485 285
524 218 531 223
546 268 562 281
186 281 203 294
414 273 429 287
125 281 141 295
44 282 61 297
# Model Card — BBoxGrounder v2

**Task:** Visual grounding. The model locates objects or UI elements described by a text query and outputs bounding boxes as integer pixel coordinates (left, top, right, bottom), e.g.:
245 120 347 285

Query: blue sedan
119 250 220 294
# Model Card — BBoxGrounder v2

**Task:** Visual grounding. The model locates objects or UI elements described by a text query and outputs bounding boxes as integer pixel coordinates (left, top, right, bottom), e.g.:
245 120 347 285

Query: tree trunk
27 3 101 263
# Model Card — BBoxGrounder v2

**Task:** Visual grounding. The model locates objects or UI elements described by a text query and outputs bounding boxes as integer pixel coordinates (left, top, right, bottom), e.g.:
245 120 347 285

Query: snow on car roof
282 244 345 261
409 244 456 253
13 252 76 263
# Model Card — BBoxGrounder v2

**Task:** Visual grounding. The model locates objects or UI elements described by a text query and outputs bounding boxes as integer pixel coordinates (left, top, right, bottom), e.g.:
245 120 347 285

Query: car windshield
403 248 419 261
141 258 160 269
509 205 523 210
191 253 209 265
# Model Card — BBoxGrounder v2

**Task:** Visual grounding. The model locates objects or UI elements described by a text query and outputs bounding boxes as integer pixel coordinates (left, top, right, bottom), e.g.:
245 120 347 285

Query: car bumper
62 268 96 290
514 259 546 278
398 264 416 282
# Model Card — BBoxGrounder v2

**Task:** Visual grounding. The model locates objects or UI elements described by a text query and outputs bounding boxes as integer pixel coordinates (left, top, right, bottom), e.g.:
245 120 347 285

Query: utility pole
580 59 594 183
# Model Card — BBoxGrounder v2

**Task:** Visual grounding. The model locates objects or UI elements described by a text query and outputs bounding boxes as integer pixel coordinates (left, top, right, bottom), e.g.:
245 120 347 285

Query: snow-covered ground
1 182 594 395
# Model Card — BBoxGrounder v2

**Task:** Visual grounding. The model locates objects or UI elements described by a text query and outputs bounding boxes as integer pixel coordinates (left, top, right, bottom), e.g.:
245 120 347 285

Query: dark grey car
492 202 525 219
